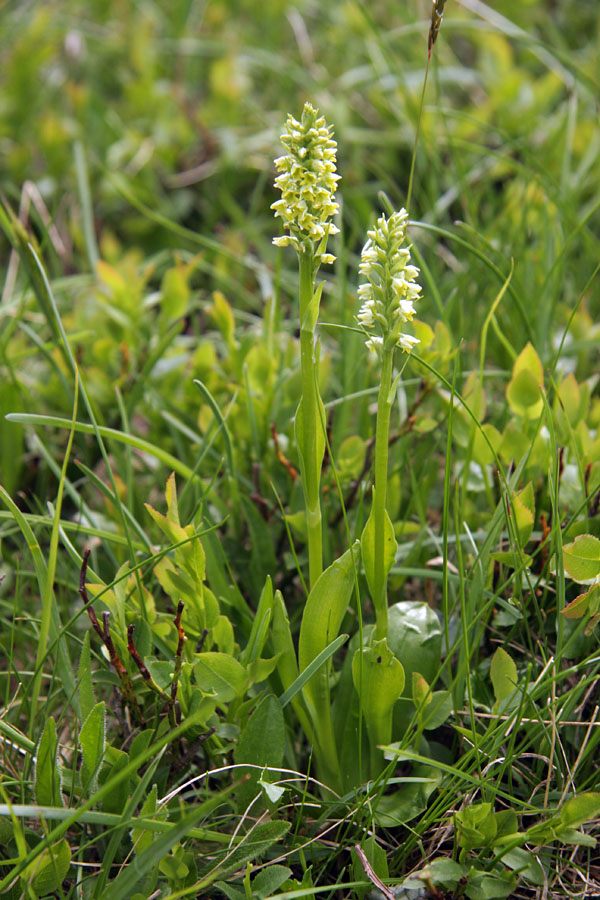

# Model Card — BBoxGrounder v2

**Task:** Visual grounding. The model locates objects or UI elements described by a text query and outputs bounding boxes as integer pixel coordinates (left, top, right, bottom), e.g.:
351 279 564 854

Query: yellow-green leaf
490 647 517 708
563 534 600 582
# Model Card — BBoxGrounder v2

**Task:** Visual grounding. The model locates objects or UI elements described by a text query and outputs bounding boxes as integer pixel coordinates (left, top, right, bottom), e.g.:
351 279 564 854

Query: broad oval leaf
194 652 247 702
387 601 442 689
563 534 600 582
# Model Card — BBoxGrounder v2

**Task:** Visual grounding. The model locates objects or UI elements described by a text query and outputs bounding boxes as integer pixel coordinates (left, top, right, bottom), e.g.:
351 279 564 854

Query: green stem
373 345 395 640
298 246 323 588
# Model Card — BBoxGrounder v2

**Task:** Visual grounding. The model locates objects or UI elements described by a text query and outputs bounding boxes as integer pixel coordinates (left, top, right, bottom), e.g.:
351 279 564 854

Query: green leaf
425 858 467 890
252 865 292 898
352 837 389 900
387 601 442 733
561 584 599 620
270 590 298 694
298 542 360 717
490 647 518 709
501 848 545 886
373 765 441 826
203 821 290 885
131 785 159 855
209 290 236 345
361 498 397 601
34 718 63 808
412 672 432 710
279 633 347 709
241 576 274 665
506 342 544 419
494 809 518 840
562 534 600 582
234 694 285 811
464 867 516 900
294 392 327 495
337 435 367 481
240 497 278 596
554 827 597 846
490 550 533 569
79 701 106 793
301 280 324 333
214 883 245 900
99 746 130 815
352 639 404 773
258 779 285 804
506 368 543 419
161 265 190 321
456 803 496 851
559 792 600 829
22 839 70 896
421 690 453 730
511 486 535 547
247 656 279 686
387 601 442 688
194 653 248 702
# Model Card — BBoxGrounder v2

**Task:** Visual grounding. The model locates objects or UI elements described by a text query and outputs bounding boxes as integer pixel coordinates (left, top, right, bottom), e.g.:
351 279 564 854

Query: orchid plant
357 209 422 640
272 102 340 589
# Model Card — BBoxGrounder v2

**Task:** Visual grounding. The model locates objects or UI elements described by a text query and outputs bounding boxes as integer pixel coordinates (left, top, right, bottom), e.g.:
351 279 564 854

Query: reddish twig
79 549 143 724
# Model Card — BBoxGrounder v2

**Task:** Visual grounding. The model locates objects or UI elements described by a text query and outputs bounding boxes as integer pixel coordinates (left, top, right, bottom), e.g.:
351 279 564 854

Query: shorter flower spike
357 209 422 355
272 102 340 263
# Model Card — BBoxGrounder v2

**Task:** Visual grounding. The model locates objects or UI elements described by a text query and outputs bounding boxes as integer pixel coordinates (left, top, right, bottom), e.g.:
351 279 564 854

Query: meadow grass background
1 1 600 898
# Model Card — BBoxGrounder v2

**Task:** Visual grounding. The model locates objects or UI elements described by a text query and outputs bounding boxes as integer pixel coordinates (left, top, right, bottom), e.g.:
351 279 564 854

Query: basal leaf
298 543 359 671
352 638 404 769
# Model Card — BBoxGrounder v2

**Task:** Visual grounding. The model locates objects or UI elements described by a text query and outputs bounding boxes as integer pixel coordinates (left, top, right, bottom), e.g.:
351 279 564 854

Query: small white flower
398 333 420 351
398 298 417 320
365 335 384 354
357 303 375 326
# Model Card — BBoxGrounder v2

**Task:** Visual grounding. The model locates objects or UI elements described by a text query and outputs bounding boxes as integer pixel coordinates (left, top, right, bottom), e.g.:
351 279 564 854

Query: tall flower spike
357 209 422 354
271 102 340 264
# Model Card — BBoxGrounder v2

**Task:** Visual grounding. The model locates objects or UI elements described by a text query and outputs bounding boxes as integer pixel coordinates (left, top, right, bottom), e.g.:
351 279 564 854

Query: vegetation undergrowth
1 1 600 898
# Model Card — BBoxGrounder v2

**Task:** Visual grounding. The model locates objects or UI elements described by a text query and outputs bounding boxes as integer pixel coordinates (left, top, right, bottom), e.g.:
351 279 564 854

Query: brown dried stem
79 549 143 724
171 601 186 706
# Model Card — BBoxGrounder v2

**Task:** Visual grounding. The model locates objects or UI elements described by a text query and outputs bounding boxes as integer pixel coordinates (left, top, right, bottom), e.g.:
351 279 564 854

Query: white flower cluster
271 103 340 263
357 209 422 354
